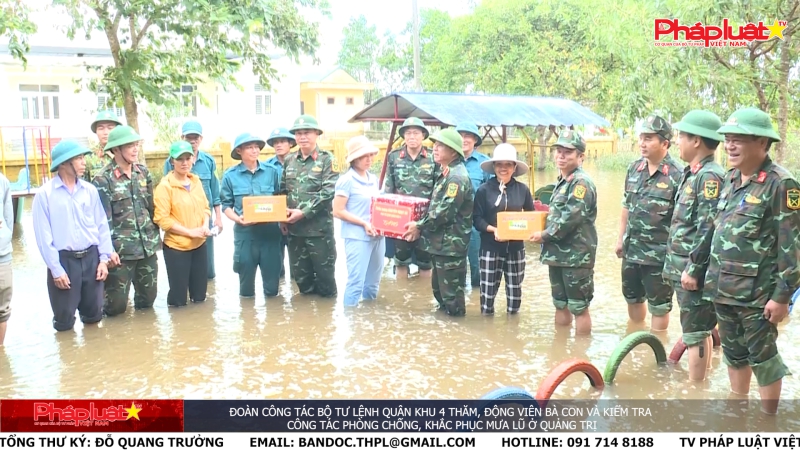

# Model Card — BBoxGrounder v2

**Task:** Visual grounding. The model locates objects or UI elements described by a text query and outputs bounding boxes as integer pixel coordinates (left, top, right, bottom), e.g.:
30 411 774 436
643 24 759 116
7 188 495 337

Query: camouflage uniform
93 159 161 316
383 145 436 270
541 132 598 316
704 108 800 387
621 115 683 317
416 129 474 316
663 110 726 347
281 146 338 297
84 146 112 182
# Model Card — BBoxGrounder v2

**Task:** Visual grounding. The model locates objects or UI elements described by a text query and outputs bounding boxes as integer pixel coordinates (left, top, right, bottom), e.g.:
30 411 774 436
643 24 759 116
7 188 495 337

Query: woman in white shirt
332 136 385 307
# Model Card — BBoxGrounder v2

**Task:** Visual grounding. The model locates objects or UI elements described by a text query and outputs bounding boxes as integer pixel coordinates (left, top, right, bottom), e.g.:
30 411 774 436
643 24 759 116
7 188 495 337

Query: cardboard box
370 194 430 239
243 195 287 223
496 211 548 241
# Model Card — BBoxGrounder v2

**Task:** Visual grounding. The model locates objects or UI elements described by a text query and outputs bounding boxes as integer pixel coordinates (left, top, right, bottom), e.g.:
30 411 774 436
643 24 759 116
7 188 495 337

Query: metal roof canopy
348 92 611 189
349 92 611 128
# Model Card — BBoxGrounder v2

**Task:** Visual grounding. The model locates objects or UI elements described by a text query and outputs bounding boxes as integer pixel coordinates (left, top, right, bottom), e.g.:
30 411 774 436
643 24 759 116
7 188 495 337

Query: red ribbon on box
370 194 430 239
0 399 184 432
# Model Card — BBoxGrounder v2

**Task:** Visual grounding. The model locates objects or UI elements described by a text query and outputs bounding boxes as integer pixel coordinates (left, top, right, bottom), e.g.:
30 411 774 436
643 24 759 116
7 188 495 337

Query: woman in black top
473 144 534 314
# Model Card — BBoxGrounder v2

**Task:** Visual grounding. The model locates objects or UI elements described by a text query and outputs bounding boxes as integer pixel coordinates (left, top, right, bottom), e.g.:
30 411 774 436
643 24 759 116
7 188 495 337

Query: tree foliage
46 0 328 161
0 0 37 65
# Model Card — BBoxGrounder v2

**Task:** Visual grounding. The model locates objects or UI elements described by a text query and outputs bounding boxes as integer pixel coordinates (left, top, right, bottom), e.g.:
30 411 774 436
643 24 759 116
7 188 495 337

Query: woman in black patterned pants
472 144 534 314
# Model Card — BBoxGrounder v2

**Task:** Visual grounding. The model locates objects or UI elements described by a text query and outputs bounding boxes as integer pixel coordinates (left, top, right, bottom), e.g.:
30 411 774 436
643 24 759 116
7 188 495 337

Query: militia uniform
93 126 161 316
663 110 725 348
384 117 436 271
84 110 122 182
456 123 491 288
220 133 283 298
704 108 800 388
281 115 338 298
541 132 598 316
162 121 221 279
621 114 683 317
415 129 474 316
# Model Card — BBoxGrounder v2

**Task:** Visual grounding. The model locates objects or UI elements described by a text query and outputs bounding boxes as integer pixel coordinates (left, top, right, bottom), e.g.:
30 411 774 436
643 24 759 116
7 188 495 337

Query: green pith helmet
169 141 194 159
429 128 464 158
455 123 482 147
50 140 92 172
555 130 587 152
398 117 430 140
673 110 724 142
638 113 673 142
90 110 123 134
289 115 323 135
103 125 142 153
717 107 781 141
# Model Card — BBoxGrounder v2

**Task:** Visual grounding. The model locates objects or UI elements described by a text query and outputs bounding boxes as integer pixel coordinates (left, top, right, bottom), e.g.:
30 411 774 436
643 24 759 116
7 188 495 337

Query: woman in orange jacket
154 141 212 306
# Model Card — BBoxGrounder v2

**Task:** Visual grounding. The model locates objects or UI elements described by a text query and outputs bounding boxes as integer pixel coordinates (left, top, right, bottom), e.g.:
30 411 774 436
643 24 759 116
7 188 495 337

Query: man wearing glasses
163 121 223 279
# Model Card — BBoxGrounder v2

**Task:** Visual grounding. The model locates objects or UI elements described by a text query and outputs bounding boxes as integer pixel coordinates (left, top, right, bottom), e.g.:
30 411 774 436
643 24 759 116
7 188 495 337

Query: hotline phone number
502 437 655 448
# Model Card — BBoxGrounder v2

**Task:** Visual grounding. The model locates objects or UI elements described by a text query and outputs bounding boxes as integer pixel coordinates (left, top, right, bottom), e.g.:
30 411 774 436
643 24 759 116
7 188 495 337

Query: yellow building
299 67 373 139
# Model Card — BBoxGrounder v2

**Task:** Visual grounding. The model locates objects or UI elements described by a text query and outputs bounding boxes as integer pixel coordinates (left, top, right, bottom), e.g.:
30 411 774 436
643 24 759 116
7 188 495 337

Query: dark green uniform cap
289 115 324 135
638 113 673 142
555 130 586 152
169 141 194 159
103 126 142 153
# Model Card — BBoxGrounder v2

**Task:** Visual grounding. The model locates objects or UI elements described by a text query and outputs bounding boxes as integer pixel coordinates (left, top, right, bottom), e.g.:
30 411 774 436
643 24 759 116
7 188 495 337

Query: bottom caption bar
0 433 793 449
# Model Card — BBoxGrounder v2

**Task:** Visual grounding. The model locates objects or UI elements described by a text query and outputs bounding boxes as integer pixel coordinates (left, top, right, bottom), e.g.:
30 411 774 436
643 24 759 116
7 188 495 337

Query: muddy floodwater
1 166 797 418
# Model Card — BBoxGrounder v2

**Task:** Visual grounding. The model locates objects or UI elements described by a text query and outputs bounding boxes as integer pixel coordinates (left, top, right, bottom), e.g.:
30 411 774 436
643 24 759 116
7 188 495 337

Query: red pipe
379 122 397 188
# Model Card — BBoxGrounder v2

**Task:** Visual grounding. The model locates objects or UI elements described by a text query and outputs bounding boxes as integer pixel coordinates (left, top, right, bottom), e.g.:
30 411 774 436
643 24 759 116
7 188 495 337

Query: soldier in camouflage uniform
84 110 122 182
615 113 683 330
704 108 800 415
531 131 597 335
280 115 338 298
663 110 725 381
93 126 161 316
384 117 436 279
403 128 473 316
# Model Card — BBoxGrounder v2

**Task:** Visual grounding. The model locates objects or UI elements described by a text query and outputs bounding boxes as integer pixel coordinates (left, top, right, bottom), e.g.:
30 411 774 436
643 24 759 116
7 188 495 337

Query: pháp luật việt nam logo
654 19 786 47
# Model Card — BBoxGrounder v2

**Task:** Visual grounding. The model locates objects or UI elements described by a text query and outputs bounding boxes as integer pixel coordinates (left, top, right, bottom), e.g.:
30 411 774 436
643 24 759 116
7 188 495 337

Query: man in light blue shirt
33 141 115 331
457 123 491 287
162 120 222 279
265 127 296 279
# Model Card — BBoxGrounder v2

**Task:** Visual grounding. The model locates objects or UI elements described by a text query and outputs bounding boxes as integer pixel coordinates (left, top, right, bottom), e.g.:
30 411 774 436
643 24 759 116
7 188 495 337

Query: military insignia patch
331 159 340 173
685 186 693 195
656 182 668 189
573 185 586 199
139 179 147 187
744 194 762 204
311 166 322 172
787 188 800 210
560 187 567 194
703 180 719 199
446 183 458 198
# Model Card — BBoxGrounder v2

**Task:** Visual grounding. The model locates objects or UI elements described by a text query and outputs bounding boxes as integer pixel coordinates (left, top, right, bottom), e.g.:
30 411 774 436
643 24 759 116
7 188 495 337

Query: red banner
0 399 184 432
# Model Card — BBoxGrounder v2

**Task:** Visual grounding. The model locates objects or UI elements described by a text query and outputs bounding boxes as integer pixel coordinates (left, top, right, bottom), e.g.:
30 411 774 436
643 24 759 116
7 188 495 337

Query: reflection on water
1 166 797 408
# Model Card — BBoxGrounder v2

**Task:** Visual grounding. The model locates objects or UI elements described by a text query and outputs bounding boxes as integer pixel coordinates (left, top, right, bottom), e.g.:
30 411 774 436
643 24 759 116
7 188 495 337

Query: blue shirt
334 168 381 241
266 155 285 177
163 150 221 212
220 161 281 240
464 150 492 196
32 175 114 278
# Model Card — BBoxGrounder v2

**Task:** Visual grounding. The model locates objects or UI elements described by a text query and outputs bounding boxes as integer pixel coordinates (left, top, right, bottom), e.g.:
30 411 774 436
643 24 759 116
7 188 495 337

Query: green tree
51 0 329 162
337 15 381 102
0 0 37 65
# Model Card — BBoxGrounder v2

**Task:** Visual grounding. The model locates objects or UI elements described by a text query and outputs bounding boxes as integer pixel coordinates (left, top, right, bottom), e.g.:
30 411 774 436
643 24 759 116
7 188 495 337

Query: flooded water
1 165 797 414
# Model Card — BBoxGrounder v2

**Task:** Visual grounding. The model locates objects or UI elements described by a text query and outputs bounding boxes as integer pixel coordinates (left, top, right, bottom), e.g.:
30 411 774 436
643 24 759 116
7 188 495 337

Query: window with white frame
175 85 198 117
254 84 272 115
20 84 60 120
97 93 124 117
